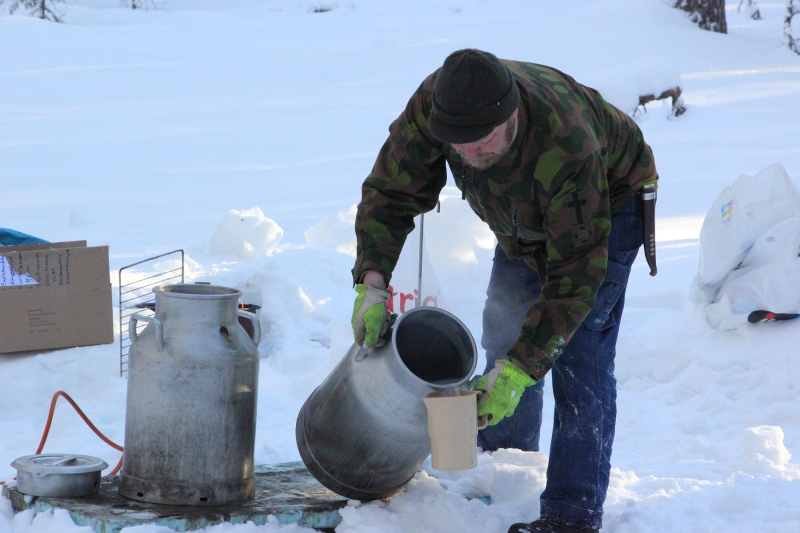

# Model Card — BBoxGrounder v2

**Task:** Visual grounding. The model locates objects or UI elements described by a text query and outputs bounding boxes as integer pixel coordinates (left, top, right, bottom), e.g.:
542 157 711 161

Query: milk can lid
11 454 108 476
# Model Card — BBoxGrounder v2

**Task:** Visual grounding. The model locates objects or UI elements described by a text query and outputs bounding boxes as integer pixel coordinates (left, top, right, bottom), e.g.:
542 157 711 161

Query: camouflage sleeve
602 100 659 210
506 157 611 381
352 77 447 285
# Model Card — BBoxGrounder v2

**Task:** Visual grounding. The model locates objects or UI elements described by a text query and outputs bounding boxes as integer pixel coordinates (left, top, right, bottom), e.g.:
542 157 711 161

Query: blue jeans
0 228 48 247
477 196 643 530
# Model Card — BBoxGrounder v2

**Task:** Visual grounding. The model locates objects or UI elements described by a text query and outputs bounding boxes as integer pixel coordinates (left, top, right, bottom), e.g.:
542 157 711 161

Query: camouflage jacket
353 61 658 380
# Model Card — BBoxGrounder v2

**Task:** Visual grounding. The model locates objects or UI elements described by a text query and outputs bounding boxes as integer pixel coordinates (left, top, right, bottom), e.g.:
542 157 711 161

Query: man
350 49 657 533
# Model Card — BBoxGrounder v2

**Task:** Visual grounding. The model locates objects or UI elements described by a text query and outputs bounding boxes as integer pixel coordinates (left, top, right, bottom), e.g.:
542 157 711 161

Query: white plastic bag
697 164 800 293
388 217 447 315
706 217 800 330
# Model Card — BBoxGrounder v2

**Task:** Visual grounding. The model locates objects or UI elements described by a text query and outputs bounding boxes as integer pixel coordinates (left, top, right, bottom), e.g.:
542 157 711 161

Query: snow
2 1 800 532
208 207 284 258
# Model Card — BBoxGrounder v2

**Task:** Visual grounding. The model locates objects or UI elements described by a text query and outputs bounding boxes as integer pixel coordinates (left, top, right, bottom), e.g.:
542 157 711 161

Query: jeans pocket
584 259 631 332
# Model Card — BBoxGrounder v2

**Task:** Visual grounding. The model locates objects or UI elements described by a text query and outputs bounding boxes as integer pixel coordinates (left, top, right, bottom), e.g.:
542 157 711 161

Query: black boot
507 519 599 533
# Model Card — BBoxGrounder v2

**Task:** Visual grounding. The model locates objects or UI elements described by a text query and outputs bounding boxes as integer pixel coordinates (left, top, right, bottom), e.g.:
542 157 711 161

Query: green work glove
473 359 537 426
351 284 392 349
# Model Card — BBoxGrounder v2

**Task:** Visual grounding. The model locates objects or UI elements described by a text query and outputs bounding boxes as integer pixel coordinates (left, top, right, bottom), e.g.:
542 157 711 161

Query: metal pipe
417 213 424 306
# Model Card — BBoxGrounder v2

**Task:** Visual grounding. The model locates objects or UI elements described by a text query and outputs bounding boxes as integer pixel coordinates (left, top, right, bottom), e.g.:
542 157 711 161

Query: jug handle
354 345 369 362
475 388 490 429
353 315 396 362
238 310 262 346
129 313 165 352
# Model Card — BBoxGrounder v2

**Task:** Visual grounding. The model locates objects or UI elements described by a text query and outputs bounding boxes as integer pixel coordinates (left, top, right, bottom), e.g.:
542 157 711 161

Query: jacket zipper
511 208 520 256
461 169 489 218
460 166 521 254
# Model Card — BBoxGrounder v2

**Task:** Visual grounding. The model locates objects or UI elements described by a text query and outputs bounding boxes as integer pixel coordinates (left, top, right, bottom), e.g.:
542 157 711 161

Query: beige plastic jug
423 390 487 471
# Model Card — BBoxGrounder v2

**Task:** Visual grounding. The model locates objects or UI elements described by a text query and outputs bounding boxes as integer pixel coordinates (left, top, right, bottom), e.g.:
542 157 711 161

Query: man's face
451 109 519 170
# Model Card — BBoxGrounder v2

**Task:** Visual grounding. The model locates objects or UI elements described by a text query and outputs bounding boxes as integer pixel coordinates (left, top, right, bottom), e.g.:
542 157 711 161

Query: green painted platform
3 462 348 532
3 462 491 533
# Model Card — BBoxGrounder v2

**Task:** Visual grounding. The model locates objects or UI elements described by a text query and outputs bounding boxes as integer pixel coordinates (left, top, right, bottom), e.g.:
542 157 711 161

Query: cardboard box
0 241 113 354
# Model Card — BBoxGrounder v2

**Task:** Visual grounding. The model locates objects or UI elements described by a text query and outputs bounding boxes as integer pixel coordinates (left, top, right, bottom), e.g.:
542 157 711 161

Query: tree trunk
675 0 728 34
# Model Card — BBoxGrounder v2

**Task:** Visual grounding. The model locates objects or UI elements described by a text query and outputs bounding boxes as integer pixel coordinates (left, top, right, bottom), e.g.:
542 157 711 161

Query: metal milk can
119 284 261 506
296 307 477 500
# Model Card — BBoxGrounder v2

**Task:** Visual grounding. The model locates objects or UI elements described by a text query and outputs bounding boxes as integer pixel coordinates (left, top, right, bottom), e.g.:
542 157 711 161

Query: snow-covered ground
2 1 800 531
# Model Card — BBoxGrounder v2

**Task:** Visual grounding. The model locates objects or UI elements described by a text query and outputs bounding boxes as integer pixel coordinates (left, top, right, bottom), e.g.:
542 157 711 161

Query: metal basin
12 454 108 498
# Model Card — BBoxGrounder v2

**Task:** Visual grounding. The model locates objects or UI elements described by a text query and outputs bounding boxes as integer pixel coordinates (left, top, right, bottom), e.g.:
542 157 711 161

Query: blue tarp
0 229 49 247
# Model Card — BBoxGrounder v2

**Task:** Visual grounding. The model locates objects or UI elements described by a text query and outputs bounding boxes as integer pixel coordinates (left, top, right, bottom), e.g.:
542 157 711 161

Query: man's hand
473 359 537 426
352 284 392 349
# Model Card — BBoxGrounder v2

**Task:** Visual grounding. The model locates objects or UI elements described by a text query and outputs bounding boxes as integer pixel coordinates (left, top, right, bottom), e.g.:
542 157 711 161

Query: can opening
393 309 475 386
155 284 240 297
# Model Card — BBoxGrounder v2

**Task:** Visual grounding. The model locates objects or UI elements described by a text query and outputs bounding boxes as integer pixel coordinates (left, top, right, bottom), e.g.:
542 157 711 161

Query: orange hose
36 391 124 454
0 391 124 485
109 455 124 476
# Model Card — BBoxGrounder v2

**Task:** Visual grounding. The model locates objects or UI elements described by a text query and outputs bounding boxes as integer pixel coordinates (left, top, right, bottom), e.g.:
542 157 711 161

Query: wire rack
118 250 184 377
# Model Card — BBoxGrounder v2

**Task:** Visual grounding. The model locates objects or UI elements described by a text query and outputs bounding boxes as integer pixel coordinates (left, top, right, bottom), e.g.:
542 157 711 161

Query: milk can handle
129 313 165 352
238 310 261 346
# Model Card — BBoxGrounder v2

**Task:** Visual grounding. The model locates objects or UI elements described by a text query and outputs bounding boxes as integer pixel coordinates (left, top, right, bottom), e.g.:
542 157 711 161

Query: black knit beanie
429 49 520 144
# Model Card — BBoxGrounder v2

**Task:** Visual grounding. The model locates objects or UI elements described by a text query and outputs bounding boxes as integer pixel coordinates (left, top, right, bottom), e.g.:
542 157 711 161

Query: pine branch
1 0 65 22
787 0 800 55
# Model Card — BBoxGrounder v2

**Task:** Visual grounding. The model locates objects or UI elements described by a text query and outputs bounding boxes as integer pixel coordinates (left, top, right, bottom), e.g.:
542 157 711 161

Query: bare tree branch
635 87 686 118
738 0 762 20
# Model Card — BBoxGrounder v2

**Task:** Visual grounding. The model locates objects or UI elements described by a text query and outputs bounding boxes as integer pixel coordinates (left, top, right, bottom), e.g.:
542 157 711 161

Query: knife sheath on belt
641 184 657 276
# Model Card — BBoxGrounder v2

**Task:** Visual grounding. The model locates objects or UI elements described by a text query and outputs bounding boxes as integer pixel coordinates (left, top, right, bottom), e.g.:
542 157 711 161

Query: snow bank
739 426 799 477
208 208 284 259
583 56 682 115
304 204 357 257
423 188 496 265
303 190 496 266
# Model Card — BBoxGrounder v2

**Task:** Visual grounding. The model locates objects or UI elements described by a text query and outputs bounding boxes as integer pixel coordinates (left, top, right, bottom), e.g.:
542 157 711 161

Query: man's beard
462 117 518 170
